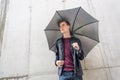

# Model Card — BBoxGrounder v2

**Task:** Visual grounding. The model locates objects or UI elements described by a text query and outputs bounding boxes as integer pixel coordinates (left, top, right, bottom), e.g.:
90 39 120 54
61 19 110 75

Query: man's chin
61 31 69 34
60 31 64 33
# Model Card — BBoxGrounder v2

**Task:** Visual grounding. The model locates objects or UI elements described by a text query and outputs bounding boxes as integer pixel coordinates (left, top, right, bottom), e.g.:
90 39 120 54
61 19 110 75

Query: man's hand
72 42 80 50
56 60 64 67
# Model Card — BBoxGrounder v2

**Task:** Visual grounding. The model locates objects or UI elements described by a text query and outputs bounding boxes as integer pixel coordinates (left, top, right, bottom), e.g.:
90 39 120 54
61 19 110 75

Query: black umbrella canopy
45 7 99 56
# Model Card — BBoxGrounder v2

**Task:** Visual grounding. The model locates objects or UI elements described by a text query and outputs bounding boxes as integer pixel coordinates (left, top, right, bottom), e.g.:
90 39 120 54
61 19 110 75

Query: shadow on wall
0 0 8 56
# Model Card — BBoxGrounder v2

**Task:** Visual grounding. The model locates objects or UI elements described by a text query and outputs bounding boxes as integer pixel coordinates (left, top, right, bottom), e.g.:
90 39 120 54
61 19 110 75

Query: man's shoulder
56 38 62 43
57 37 62 41
71 36 80 41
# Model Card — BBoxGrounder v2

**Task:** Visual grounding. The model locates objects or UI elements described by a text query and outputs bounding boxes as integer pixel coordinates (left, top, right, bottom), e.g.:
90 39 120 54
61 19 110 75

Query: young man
55 19 84 80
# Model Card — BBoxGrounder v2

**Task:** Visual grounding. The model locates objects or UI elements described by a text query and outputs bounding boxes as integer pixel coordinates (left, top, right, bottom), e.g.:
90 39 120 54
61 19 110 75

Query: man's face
59 21 70 34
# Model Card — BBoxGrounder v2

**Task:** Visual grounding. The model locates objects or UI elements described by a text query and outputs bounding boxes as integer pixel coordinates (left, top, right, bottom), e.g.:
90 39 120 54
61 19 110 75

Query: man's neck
63 32 71 38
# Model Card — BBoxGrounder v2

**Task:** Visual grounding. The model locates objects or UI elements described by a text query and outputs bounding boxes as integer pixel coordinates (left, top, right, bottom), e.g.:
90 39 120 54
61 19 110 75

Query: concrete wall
0 0 30 79
0 0 120 80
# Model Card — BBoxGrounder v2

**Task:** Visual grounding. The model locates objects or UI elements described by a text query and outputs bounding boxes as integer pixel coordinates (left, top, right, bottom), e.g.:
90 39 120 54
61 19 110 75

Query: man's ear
68 25 70 29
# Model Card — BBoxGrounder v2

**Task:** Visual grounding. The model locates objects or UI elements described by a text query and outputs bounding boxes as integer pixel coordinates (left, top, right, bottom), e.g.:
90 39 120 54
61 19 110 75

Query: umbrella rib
50 43 56 50
72 7 81 31
56 11 63 19
74 21 98 32
74 32 99 42
45 29 60 31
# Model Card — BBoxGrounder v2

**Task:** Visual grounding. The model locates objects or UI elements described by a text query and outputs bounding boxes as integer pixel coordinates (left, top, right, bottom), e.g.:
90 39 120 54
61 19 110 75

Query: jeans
59 71 83 80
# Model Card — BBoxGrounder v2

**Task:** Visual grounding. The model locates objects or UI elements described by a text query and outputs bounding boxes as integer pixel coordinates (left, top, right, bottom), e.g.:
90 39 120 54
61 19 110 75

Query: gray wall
0 0 120 80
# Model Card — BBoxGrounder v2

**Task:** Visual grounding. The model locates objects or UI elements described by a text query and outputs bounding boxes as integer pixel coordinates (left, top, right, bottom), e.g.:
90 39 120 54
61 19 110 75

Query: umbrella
44 7 99 57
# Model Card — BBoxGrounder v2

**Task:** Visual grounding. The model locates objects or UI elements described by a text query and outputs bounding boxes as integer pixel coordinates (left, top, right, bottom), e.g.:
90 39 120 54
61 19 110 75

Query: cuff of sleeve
76 49 81 54
78 49 81 53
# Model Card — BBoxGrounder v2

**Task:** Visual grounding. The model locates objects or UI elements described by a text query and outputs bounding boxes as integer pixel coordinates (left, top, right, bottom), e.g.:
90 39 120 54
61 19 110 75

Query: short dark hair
57 19 70 27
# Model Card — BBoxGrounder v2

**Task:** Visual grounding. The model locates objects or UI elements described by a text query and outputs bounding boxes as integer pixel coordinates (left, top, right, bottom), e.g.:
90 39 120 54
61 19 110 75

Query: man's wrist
78 49 81 53
76 49 81 54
